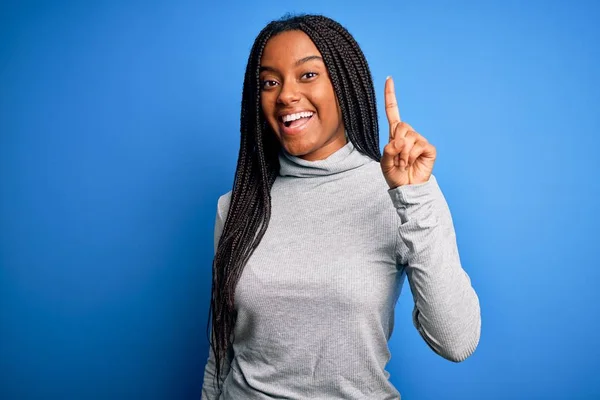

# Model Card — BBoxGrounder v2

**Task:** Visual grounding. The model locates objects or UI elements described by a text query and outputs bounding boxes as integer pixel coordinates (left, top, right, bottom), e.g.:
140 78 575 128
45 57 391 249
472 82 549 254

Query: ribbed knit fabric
202 140 481 399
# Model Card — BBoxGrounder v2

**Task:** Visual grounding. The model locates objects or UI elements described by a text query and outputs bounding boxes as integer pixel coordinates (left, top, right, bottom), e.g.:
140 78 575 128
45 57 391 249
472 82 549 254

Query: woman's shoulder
216 191 232 219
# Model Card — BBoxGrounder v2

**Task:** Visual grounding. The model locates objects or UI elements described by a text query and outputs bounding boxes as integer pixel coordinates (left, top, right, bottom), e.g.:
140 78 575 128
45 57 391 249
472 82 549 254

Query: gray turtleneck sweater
202 141 481 399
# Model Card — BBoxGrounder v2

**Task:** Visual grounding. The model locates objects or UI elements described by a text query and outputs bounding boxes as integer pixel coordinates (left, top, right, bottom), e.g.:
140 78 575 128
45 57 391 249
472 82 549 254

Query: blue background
1 0 598 399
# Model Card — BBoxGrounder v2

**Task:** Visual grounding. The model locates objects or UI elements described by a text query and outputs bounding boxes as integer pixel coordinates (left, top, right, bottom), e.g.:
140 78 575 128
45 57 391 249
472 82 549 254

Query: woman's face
259 30 347 161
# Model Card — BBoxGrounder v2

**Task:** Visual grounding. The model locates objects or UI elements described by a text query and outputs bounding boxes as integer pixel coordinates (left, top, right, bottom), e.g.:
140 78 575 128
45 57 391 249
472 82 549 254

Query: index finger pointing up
384 76 401 128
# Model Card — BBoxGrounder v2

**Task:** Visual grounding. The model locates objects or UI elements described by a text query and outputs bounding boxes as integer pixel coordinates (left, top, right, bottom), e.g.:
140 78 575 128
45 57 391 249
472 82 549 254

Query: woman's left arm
389 175 481 362
381 77 481 362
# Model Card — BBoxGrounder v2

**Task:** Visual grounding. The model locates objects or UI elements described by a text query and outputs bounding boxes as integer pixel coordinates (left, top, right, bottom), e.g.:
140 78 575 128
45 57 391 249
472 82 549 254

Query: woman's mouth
278 111 314 135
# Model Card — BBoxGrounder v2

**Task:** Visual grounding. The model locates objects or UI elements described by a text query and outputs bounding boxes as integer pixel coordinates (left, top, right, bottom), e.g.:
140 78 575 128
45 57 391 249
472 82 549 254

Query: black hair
207 13 381 393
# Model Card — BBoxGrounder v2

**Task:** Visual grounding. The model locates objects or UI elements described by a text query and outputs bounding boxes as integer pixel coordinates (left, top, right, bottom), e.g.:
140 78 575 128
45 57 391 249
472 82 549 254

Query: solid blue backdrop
1 0 598 399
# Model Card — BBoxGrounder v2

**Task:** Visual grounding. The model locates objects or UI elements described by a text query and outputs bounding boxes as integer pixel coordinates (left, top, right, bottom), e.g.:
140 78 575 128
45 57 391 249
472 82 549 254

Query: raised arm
389 176 481 362
380 77 480 362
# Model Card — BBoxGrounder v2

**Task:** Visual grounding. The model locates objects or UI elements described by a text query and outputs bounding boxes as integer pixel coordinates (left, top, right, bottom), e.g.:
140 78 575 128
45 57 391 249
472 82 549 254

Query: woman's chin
282 145 305 157
281 140 314 157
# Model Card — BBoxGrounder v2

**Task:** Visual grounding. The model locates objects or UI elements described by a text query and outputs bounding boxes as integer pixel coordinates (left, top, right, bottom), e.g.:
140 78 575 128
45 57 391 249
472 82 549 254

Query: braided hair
207 13 382 392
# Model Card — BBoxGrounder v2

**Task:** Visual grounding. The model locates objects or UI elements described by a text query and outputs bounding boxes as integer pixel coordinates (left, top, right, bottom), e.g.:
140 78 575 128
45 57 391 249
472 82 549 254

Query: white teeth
282 111 314 123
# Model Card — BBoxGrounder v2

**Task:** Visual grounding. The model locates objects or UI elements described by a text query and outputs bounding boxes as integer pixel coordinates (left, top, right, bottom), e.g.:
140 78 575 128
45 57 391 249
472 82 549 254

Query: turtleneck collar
278 140 373 178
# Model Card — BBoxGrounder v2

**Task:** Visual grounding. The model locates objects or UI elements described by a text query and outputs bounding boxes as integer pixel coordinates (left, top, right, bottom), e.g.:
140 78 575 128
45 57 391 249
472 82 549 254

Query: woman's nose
277 80 301 105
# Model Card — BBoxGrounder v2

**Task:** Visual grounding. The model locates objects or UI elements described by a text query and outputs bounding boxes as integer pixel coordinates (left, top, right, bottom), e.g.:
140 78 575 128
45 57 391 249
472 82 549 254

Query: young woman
202 14 481 400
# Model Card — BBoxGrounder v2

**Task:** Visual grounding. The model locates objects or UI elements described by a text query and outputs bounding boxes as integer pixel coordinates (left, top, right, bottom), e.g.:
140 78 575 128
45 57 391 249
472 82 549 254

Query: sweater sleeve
201 193 233 400
388 175 481 362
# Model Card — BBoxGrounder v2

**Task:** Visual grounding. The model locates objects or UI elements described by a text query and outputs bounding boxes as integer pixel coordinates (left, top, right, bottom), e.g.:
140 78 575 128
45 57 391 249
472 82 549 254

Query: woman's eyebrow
259 55 323 73
294 55 323 66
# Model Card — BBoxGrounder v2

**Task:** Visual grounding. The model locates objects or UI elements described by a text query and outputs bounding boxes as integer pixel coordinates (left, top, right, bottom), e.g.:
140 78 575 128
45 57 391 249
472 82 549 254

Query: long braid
326 19 380 152
207 13 382 394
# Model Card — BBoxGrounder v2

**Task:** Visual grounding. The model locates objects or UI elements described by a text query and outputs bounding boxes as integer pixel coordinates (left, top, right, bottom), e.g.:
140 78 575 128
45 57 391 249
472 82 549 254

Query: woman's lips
278 115 313 136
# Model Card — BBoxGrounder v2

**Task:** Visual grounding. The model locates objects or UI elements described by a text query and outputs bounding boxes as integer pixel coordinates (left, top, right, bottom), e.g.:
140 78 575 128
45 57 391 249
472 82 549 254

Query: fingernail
386 76 391 80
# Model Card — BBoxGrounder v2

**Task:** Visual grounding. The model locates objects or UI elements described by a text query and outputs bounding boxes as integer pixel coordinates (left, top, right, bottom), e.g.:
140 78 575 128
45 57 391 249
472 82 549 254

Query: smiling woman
202 14 481 400
259 31 346 161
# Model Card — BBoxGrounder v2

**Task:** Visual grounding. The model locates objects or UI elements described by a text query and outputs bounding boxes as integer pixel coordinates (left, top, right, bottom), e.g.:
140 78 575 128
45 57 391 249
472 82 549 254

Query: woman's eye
302 72 318 80
261 80 278 89
262 79 277 89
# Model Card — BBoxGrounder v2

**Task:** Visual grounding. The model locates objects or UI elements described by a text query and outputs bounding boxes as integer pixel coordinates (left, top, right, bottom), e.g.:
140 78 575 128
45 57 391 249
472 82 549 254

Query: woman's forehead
260 30 322 66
